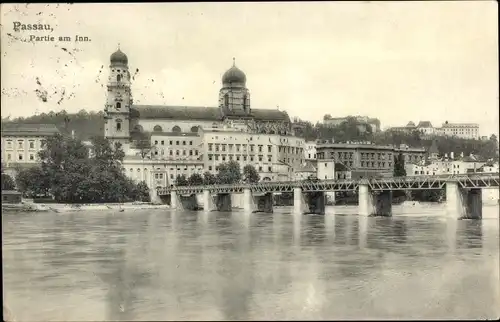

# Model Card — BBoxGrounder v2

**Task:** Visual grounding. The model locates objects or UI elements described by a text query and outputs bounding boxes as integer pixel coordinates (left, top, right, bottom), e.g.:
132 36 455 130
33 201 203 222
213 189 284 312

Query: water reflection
2 206 499 320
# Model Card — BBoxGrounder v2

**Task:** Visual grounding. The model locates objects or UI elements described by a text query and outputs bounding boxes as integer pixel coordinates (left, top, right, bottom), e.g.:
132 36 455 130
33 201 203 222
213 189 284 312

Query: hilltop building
389 120 480 140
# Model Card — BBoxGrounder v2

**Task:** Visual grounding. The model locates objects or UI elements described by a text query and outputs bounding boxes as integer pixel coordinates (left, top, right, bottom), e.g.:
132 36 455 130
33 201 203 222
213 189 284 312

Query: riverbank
2 201 171 213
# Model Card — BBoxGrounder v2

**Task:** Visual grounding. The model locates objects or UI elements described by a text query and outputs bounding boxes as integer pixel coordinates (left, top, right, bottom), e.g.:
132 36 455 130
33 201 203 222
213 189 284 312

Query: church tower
219 58 251 118
104 47 132 149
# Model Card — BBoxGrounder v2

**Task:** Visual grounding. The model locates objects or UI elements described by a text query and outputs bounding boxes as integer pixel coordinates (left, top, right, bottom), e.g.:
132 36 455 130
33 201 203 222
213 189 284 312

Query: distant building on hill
323 115 381 132
389 120 480 140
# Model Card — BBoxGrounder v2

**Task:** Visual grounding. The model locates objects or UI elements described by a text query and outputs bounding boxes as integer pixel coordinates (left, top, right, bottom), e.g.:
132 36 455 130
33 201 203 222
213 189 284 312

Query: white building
304 141 317 161
199 127 305 182
405 155 486 176
1 124 60 179
440 121 480 139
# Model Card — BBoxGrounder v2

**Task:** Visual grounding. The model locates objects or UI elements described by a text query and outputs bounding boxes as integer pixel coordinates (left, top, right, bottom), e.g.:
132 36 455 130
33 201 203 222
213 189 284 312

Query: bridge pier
359 181 392 217
215 193 232 212
446 181 482 219
203 190 215 212
171 191 179 209
243 188 253 212
294 188 307 214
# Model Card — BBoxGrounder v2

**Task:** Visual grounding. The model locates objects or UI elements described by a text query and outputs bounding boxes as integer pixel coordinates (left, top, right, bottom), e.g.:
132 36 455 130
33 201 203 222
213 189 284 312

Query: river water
2 204 499 321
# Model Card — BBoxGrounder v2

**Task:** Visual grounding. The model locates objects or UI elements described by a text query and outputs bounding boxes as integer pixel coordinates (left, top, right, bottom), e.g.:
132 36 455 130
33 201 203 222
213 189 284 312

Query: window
259 166 263 171
195 150 198 156
169 150 173 155
153 125 163 132
209 144 213 151
190 126 199 133
268 166 272 172
116 102 121 109
161 140 165 145
29 141 35 149
6 140 12 149
172 126 181 132
7 154 11 160
154 140 158 145
189 141 193 146
18 140 23 148
176 141 179 145
209 155 213 161
259 156 263 161
224 94 229 108
117 74 121 82
183 141 186 145
209 166 212 171
18 154 23 160
29 154 34 160
116 120 122 131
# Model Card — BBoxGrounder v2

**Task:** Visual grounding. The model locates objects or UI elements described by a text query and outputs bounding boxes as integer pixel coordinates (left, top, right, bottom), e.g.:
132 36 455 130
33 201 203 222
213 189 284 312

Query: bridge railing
157 173 499 194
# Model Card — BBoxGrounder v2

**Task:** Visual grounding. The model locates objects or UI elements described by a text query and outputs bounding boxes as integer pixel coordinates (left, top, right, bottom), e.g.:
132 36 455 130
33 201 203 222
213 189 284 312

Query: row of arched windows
152 125 199 133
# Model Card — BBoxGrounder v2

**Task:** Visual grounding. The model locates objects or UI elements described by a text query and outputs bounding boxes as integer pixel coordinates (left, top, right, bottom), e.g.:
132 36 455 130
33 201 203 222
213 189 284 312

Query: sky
1 2 498 136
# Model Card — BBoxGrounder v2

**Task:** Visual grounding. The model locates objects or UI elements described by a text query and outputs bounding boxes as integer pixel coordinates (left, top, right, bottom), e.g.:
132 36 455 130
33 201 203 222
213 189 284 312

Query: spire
118 43 120 50
232 57 235 67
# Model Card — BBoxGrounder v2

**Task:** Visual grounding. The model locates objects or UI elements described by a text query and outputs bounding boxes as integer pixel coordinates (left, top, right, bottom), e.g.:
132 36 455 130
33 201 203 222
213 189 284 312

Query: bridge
155 173 499 219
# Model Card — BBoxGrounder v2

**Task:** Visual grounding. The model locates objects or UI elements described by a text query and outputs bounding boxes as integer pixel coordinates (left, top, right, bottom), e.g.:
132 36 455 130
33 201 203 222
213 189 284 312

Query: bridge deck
157 173 499 195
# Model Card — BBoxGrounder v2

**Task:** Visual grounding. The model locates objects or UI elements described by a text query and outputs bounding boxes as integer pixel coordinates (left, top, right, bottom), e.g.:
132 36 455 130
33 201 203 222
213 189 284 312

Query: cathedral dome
110 49 128 64
222 59 246 85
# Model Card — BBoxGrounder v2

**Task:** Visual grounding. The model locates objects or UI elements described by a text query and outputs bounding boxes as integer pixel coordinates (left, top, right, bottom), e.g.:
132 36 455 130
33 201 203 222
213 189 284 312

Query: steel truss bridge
157 173 500 195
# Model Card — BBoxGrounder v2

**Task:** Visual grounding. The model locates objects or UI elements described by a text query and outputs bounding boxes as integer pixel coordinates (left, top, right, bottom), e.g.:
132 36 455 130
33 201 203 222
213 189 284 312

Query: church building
104 48 293 150
103 48 305 190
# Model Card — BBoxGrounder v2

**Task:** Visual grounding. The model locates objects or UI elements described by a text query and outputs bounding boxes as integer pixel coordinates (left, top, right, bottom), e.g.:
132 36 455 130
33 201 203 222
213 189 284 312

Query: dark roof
251 109 289 122
417 121 433 128
222 64 246 86
298 161 316 173
150 132 199 137
406 121 416 127
1 123 60 136
110 49 128 64
130 105 290 122
131 105 223 121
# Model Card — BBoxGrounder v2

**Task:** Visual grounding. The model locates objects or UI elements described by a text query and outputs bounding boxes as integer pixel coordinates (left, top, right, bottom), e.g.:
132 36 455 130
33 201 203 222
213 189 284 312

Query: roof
252 109 289 122
131 105 223 121
417 121 433 128
130 105 290 122
335 162 349 171
297 161 316 173
406 121 416 127
150 132 199 137
1 190 21 195
1 123 60 136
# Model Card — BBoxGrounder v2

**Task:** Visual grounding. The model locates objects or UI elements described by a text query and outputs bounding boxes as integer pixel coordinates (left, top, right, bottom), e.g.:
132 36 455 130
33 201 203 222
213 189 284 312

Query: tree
393 152 407 177
134 181 151 202
15 166 50 197
243 164 260 183
175 174 188 186
203 171 217 185
1 172 16 190
187 173 204 186
216 161 241 184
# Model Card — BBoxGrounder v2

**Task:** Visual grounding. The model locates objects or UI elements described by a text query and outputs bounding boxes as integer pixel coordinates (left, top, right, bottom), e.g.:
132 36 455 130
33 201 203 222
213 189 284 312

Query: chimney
461 151 464 158
444 153 448 159
71 130 75 139
450 152 454 159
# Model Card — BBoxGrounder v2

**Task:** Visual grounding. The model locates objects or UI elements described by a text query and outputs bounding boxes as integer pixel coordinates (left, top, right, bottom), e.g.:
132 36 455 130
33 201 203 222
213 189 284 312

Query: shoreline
2 202 171 213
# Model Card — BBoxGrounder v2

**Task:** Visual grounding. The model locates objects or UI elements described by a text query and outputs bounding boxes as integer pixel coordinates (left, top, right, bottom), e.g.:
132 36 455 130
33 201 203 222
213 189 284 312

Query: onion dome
110 48 128 65
222 58 246 86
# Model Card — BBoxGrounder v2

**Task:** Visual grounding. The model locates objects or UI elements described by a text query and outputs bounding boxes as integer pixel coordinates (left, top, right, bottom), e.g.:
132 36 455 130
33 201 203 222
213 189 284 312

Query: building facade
200 128 305 182
1 124 60 179
316 142 396 179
